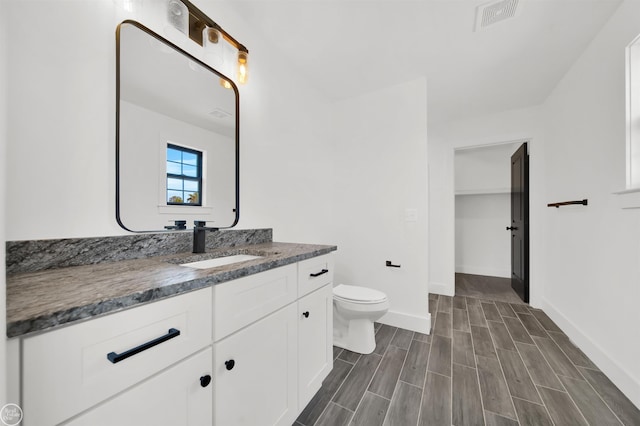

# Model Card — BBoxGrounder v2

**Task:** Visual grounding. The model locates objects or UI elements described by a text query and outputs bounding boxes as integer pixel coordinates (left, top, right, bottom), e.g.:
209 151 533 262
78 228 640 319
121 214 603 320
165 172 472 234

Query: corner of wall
380 311 431 335
429 281 455 296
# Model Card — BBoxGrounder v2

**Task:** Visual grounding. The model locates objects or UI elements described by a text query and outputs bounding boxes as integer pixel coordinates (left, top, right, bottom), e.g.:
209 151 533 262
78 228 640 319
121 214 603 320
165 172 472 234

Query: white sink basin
180 254 263 269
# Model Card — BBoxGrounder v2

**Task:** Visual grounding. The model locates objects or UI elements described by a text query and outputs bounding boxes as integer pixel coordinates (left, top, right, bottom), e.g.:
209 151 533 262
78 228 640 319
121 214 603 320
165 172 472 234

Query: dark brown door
510 143 529 303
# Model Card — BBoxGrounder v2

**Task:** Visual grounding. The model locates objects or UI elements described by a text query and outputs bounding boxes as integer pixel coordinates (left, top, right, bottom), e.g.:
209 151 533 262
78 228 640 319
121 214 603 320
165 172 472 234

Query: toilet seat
333 284 387 304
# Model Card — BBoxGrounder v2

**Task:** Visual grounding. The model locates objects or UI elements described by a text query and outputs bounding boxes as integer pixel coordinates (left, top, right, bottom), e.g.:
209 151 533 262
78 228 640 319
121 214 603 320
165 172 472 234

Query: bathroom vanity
6 231 336 426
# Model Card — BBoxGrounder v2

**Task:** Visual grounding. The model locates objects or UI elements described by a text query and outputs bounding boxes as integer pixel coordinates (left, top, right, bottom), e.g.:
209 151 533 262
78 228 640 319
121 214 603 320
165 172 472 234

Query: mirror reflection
117 21 239 232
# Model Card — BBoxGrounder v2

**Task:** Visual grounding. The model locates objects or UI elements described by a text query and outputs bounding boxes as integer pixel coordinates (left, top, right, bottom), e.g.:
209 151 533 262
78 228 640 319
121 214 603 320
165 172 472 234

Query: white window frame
625 33 640 189
616 34 640 208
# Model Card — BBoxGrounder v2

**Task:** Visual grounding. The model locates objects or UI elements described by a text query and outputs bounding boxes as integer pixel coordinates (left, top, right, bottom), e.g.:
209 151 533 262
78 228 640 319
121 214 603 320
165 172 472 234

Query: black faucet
192 221 218 253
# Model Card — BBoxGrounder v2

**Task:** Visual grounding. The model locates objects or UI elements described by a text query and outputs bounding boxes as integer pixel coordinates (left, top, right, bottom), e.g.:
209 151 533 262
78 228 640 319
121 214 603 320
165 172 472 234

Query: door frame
452 138 532 300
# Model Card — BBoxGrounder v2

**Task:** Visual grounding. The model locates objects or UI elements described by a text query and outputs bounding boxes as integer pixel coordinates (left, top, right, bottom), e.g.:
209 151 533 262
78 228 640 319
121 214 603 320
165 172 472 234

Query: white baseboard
429 281 454 296
379 310 431 334
455 265 510 278
542 299 640 408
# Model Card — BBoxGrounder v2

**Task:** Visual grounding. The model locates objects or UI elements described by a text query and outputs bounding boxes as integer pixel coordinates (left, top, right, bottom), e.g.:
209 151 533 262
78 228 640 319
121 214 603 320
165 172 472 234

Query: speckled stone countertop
7 242 336 338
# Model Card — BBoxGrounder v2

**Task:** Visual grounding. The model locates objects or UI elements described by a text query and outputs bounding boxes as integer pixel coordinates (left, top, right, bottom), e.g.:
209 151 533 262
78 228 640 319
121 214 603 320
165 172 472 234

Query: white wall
4 0 334 243
541 0 640 407
330 78 430 333
428 105 546 300
195 1 335 245
427 128 456 295
454 143 520 194
0 0 7 408
6 0 124 240
455 194 510 278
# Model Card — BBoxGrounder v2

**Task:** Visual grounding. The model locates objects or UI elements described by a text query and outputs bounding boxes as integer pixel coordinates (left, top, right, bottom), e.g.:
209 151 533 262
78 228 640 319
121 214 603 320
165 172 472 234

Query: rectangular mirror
116 20 239 232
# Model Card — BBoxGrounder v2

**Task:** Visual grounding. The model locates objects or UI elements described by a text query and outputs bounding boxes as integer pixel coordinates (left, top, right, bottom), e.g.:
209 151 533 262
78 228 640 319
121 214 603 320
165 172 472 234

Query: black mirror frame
115 20 239 233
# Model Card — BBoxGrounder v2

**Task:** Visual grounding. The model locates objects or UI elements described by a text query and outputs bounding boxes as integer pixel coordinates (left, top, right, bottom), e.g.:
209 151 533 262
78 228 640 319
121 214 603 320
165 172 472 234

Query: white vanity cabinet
212 253 335 426
15 252 334 426
21 288 213 426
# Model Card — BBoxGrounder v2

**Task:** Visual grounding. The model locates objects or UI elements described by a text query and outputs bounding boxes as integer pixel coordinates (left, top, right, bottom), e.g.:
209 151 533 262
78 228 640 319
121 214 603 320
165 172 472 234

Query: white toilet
333 284 389 355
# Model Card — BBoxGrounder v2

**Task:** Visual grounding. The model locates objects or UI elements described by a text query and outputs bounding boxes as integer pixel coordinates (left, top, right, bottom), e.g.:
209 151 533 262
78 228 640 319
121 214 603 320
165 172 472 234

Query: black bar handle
547 199 588 208
107 328 180 364
310 269 329 277
386 261 401 268
506 226 518 231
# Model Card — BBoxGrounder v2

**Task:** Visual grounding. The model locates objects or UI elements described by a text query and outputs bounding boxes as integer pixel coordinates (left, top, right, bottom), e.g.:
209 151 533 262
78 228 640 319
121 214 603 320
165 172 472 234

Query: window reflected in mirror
166 144 203 206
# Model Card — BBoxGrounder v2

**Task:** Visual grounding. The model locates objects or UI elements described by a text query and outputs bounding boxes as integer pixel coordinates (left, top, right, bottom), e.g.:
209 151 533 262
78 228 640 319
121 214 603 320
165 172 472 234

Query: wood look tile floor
455 273 524 304
295 294 640 426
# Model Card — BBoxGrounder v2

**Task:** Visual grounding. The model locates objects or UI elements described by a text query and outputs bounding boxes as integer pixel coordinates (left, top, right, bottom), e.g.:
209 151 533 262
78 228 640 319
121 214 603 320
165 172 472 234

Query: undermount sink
180 254 263 269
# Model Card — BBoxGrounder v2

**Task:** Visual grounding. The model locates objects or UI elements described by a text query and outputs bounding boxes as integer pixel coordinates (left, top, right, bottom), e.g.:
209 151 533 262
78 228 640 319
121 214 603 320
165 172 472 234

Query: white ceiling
229 0 622 124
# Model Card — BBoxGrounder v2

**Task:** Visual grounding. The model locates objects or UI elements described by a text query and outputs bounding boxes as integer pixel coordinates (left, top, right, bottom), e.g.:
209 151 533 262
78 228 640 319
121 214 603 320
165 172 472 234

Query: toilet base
333 318 376 355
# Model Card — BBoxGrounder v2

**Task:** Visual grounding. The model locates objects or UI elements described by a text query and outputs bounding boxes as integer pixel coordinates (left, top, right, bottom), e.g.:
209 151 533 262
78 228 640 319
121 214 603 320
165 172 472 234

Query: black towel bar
547 199 588 208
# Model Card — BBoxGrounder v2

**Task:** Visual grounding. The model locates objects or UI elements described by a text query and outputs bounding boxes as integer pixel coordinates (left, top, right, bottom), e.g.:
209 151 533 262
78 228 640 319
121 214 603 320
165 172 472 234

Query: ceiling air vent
474 0 519 31
208 108 232 119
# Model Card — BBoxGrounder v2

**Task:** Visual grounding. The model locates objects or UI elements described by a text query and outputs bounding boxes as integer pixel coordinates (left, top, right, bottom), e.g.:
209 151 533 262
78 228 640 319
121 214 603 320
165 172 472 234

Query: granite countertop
6 242 337 338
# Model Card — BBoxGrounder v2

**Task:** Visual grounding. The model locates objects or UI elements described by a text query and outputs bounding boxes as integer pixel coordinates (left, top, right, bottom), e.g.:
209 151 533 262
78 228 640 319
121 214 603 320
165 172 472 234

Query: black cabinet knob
302 311 310 318
200 374 211 387
225 359 235 370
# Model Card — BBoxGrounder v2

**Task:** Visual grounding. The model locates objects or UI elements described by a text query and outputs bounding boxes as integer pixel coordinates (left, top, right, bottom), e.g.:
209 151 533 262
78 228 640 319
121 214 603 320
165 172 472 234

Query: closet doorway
454 141 528 304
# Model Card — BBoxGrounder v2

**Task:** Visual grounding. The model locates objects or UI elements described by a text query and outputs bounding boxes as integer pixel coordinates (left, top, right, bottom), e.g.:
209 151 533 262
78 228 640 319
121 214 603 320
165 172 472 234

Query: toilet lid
333 284 387 303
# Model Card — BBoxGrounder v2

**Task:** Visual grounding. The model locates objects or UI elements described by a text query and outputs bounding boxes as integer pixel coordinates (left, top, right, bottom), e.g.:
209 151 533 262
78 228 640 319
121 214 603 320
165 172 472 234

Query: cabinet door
214 303 298 426
63 347 212 426
298 284 333 409
22 288 212 426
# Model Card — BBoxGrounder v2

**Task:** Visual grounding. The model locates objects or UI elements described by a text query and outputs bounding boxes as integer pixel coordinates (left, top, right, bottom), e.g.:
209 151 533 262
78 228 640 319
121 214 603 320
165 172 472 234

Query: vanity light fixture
204 26 220 44
166 0 189 35
178 0 250 86
237 51 248 84
203 27 222 65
